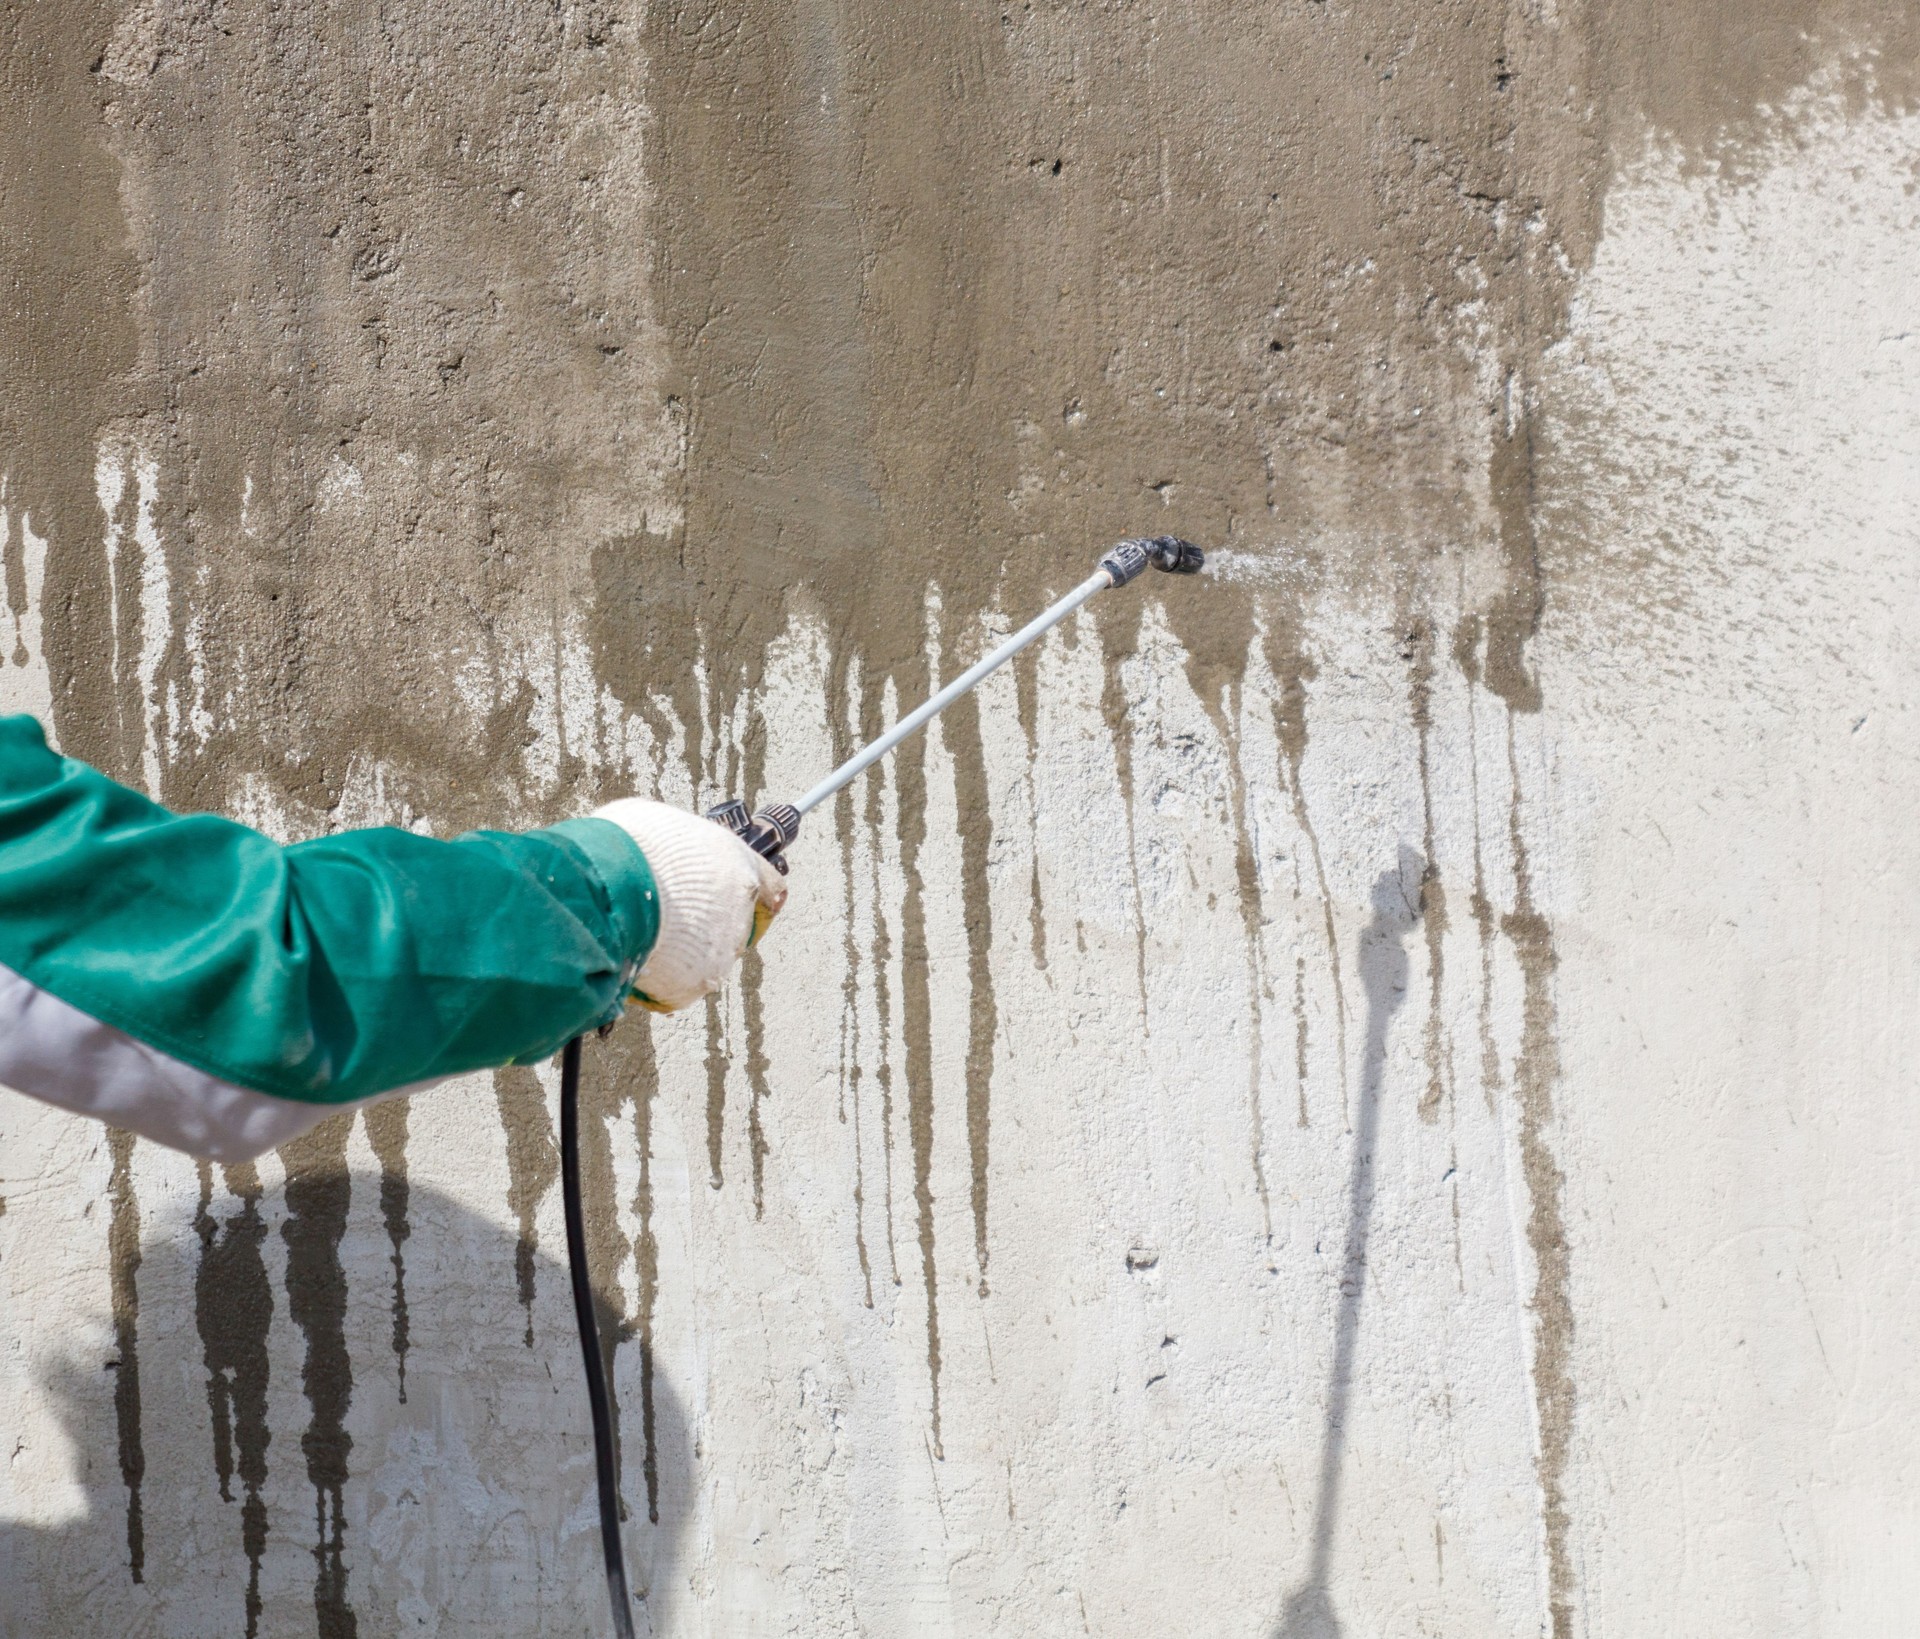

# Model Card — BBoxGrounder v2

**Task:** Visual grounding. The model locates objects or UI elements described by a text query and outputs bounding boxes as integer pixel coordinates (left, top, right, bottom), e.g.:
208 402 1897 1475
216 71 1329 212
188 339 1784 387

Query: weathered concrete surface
2 4 1917 1635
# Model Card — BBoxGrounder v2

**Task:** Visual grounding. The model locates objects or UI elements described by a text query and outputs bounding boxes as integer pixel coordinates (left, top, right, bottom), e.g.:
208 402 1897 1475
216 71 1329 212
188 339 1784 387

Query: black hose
559 1034 637 1639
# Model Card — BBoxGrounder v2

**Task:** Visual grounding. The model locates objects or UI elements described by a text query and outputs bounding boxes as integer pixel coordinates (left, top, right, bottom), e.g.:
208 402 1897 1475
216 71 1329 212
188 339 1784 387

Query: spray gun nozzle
1100 535 1205 586
1147 535 1205 575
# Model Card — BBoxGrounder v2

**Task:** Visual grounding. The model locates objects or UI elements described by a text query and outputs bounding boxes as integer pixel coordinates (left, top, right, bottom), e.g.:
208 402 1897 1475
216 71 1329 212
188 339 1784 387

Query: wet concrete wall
2 3 1918 1634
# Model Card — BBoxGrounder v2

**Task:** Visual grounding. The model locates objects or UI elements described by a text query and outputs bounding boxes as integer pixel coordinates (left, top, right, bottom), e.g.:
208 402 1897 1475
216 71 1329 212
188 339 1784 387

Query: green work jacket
0 715 658 1159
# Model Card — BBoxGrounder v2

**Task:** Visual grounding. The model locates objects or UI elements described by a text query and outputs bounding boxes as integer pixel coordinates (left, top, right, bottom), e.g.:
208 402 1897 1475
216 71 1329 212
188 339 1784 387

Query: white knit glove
592 799 789 1012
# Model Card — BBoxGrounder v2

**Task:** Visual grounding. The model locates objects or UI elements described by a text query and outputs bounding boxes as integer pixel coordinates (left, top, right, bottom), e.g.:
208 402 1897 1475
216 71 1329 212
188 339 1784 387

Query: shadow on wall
1273 850 1422 1639
0 1178 684 1639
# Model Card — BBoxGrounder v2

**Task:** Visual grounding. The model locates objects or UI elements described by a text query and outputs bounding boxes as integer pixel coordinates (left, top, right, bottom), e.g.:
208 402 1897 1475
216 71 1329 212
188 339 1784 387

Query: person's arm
0 716 780 1160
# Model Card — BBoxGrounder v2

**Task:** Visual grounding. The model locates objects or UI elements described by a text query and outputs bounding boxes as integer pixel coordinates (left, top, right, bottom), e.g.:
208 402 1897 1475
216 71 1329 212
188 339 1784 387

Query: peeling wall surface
2 4 1918 1636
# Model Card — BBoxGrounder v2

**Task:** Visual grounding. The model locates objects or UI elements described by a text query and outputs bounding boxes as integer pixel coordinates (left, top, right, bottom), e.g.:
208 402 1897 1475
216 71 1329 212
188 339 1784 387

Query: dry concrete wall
1 4 1917 1635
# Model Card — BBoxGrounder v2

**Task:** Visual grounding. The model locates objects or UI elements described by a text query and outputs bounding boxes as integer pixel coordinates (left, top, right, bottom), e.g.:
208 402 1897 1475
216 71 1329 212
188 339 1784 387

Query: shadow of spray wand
559 536 1205 1637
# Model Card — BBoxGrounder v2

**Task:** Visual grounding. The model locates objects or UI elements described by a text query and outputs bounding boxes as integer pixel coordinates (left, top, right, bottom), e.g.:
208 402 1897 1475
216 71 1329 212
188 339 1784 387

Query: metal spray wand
703 534 1205 860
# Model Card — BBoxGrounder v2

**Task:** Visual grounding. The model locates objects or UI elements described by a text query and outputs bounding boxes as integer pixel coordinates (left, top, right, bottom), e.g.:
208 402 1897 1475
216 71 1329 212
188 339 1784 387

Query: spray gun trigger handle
711 799 798 874
742 803 800 875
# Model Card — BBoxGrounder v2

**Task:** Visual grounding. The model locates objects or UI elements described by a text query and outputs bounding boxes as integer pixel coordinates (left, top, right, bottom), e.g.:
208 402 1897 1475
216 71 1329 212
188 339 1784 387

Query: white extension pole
792 566 1115 818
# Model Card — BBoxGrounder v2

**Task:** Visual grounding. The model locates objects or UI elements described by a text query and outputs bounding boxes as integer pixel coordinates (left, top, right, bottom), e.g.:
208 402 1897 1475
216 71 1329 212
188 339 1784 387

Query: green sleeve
0 715 658 1104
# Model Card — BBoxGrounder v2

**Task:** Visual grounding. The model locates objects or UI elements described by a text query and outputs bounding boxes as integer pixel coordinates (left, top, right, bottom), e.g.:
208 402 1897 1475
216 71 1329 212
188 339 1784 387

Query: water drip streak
1408 618 1452 1124
864 703 902 1289
1101 656 1153 1034
849 1051 875 1306
1502 714 1576 1639
1205 685 1272 1242
362 1100 411 1400
894 720 943 1454
1265 624 1347 1129
106 1128 144 1584
1412 614 1467 1289
279 1116 359 1639
495 1066 561 1347
944 686 998 1295
1454 614 1505 1114
1279 730 1348 1130
196 1159 273 1639
1014 648 1049 975
836 737 876 1306
744 954 773 1219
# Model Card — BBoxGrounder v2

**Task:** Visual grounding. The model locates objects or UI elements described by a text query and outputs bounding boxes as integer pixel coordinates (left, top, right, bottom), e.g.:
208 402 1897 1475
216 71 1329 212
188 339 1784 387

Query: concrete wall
2 4 1917 1634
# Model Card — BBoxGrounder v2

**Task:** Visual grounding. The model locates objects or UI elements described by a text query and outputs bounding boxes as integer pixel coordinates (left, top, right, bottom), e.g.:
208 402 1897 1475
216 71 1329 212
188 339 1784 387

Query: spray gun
700 534 1205 865
564 534 1204 1639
